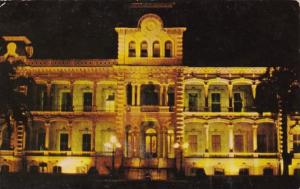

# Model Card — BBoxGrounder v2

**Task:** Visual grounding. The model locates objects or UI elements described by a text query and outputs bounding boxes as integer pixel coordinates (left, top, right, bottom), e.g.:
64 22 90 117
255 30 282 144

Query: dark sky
0 0 299 67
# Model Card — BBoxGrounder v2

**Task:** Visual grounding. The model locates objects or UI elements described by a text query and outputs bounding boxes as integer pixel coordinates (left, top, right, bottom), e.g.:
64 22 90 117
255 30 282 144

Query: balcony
185 152 278 158
126 106 174 113
184 106 256 113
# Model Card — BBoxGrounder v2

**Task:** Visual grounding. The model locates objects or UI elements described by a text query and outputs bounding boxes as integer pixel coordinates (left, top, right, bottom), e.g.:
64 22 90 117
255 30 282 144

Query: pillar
165 85 169 106
70 81 74 111
46 82 52 111
92 121 96 151
204 82 209 111
253 124 258 152
204 123 209 152
252 81 257 99
92 81 97 111
68 121 72 150
159 85 164 106
229 123 234 152
228 82 233 112
45 121 50 150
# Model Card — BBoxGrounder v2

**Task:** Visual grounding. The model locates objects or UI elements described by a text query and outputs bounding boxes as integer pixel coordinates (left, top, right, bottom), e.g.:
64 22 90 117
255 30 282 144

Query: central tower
115 13 186 65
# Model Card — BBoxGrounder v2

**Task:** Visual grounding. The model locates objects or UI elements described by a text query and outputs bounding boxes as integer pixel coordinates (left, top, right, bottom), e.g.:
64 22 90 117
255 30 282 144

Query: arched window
141 41 148 57
152 41 160 57
145 128 157 158
165 41 172 57
128 41 136 57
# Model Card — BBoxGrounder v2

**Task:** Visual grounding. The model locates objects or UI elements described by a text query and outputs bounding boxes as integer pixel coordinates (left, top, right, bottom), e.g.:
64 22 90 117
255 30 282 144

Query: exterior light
182 142 189 149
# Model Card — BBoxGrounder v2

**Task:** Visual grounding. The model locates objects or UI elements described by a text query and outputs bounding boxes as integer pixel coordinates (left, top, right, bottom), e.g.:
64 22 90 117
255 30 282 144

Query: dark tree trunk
281 111 289 176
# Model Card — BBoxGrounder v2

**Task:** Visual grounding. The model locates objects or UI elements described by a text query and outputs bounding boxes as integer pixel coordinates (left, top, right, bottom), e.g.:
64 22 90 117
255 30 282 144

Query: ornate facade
0 13 300 179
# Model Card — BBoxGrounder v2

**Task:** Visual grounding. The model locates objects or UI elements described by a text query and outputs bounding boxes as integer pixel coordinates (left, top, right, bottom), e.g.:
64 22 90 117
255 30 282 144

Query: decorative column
46 82 52 111
251 81 257 99
228 123 234 152
204 82 209 111
175 70 185 142
45 121 50 150
115 71 126 147
132 84 136 106
70 80 74 111
92 81 97 111
137 84 141 106
228 82 233 112
252 124 258 152
165 85 169 106
68 121 72 150
159 85 164 106
204 123 209 152
92 121 96 151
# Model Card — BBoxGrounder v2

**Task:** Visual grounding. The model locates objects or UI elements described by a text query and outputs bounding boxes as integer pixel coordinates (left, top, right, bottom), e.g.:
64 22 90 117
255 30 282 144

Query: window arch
152 41 160 57
128 41 136 57
141 41 148 57
165 41 172 57
145 128 157 157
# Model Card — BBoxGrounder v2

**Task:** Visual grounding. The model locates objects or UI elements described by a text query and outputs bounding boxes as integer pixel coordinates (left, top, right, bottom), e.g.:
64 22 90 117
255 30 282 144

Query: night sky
0 1 298 67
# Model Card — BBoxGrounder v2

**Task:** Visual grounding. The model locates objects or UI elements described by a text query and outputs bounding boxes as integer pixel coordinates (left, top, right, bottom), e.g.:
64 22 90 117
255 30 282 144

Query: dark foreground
0 174 300 189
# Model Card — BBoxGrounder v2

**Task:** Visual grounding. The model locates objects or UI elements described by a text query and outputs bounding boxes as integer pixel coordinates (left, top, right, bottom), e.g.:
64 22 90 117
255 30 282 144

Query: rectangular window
61 92 72 111
82 134 91 151
234 93 243 112
257 134 267 152
188 93 198 112
168 92 175 107
60 133 69 151
37 132 45 150
234 135 244 152
211 93 221 112
188 135 198 153
212 135 221 152
83 92 92 112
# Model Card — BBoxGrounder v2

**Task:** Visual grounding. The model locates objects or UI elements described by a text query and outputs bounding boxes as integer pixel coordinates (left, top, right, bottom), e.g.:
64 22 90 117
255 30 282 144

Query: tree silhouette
256 66 300 176
0 59 34 150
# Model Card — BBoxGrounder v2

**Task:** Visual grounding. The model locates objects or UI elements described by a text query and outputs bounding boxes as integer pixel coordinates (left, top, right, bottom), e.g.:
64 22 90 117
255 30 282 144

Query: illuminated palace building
0 14 300 179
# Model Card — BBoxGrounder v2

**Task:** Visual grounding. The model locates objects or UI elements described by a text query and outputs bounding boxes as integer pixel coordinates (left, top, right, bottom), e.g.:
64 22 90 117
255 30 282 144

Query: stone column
70 81 74 111
252 124 258 152
68 121 72 150
228 82 233 112
92 121 96 151
46 82 52 111
159 85 164 106
204 82 209 111
92 81 97 111
132 84 136 106
228 123 234 152
252 81 257 99
45 121 50 150
165 85 169 106
204 123 209 152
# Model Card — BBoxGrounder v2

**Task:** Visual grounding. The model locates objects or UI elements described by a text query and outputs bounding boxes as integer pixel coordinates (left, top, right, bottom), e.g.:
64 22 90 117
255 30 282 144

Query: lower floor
1 153 300 178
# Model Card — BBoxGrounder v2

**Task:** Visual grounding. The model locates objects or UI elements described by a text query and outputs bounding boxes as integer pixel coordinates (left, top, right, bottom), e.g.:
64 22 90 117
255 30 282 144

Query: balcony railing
24 150 113 156
184 106 256 112
31 105 115 113
127 106 174 113
185 152 278 158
